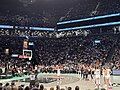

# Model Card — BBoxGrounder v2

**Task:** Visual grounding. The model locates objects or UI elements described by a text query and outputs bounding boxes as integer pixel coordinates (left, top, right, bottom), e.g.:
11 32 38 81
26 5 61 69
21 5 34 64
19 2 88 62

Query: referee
30 71 36 88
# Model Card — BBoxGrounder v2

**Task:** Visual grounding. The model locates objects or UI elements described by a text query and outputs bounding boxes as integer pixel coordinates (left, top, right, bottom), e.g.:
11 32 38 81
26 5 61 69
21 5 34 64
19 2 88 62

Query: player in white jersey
102 67 106 85
105 66 112 87
57 68 60 77
94 66 101 88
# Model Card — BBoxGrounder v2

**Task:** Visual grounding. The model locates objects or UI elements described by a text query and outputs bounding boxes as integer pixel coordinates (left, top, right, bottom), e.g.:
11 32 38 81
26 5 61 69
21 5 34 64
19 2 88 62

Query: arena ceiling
0 0 120 27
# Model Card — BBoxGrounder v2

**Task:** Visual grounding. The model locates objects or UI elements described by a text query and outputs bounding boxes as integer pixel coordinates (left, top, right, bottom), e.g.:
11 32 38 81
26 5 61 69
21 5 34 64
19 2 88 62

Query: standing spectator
0 83 3 90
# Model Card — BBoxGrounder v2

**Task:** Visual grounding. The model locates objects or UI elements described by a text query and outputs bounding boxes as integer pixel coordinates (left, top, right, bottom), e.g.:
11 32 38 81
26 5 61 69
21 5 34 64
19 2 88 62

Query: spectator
0 83 3 90
56 85 60 90
24 86 30 90
10 82 17 90
50 87 54 90
40 84 44 90
4 83 11 90
68 87 72 90
75 86 79 90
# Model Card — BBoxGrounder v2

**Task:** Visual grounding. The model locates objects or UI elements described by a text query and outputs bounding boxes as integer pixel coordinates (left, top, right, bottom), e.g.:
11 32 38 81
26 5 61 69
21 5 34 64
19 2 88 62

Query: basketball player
57 66 61 77
80 66 84 79
94 66 101 88
90 66 95 80
102 67 106 85
104 66 112 87
56 66 61 85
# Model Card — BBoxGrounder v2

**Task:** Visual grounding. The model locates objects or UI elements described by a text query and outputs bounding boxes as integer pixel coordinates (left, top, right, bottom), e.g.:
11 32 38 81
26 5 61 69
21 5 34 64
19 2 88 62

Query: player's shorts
105 75 110 79
103 74 105 78
103 75 105 78
95 75 100 79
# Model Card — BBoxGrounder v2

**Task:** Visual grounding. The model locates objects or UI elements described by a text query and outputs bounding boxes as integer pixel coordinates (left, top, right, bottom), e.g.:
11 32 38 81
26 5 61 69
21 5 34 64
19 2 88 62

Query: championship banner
23 40 28 49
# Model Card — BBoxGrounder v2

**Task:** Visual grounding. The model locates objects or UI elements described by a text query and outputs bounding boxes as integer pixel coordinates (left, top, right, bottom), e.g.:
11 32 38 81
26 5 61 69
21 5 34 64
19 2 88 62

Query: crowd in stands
0 28 87 38
0 0 120 90
0 29 119 90
0 31 119 74
109 37 120 70
0 82 80 90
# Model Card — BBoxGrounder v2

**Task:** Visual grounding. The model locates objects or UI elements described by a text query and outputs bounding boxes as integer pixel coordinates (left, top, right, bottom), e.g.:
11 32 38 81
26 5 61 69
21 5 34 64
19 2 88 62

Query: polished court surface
0 73 120 90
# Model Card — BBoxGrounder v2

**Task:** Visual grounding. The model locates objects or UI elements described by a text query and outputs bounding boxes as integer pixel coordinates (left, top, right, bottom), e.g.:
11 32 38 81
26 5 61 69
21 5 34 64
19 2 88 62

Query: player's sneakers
103 84 107 90
95 86 98 89
108 85 112 90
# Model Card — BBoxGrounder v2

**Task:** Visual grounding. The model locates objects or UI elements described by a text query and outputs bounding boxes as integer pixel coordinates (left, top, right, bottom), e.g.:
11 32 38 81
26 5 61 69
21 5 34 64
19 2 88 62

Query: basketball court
0 73 120 90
